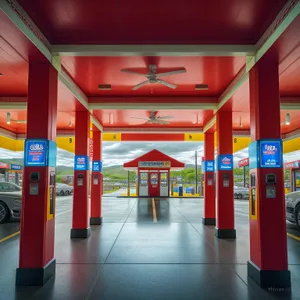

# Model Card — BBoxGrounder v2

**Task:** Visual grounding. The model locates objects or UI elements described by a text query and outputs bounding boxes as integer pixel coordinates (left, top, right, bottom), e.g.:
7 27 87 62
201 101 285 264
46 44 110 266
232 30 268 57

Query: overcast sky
0 142 299 168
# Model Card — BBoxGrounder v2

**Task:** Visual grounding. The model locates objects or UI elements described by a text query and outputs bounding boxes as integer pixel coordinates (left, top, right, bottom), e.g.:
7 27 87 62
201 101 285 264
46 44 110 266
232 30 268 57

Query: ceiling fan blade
132 80 150 90
155 120 170 125
130 117 149 120
157 116 174 119
121 69 148 76
157 79 177 89
155 68 186 77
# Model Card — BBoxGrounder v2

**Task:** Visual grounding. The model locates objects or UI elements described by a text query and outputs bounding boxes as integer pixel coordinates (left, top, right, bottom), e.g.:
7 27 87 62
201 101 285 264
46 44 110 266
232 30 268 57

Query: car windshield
0 182 22 192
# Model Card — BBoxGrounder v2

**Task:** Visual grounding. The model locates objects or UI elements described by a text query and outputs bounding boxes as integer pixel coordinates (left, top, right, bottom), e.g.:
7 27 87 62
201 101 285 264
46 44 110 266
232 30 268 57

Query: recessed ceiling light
98 84 112 90
195 84 209 90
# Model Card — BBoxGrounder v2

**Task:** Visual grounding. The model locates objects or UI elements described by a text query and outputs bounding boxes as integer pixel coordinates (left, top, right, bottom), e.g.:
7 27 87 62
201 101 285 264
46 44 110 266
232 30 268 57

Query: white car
56 183 73 196
285 191 300 228
234 186 249 199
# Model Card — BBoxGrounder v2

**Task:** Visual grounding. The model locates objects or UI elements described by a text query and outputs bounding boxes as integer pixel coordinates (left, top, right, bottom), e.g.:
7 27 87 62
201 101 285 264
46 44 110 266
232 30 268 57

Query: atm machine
160 172 169 197
139 172 148 196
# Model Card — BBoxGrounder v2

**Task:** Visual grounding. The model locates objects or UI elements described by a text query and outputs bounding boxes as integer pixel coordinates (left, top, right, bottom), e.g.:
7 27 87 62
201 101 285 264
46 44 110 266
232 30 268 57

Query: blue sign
10 164 22 171
92 161 102 172
204 160 214 172
25 140 47 166
217 155 233 170
75 156 89 171
260 140 282 168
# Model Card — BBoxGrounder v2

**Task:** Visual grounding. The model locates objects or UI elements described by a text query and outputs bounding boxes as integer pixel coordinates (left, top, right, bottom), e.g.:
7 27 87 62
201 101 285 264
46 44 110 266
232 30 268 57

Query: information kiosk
123 149 184 197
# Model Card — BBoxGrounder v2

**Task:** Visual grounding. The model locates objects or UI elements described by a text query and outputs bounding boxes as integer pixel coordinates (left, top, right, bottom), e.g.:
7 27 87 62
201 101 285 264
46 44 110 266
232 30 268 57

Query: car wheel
296 205 300 228
238 193 243 200
59 190 65 196
234 193 237 199
0 201 10 224
65 190 70 195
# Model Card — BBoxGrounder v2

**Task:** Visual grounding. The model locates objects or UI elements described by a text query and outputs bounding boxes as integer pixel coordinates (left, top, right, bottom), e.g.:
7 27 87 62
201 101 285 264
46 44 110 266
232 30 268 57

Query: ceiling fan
130 110 174 124
121 64 186 90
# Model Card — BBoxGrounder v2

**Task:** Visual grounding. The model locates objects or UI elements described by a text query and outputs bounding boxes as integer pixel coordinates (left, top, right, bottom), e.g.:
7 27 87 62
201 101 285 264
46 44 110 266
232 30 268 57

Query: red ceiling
17 0 287 44
61 56 246 97
1 0 300 138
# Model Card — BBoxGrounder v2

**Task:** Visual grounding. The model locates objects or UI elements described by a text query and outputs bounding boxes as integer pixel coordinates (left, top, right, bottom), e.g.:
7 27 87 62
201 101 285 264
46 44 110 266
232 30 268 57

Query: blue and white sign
204 160 214 172
25 140 47 166
260 140 282 168
218 155 233 170
10 164 22 171
92 161 102 172
75 156 89 171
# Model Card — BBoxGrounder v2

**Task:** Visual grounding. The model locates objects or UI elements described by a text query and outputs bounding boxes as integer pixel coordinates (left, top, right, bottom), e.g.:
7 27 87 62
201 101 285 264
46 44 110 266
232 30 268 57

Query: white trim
103 128 203 133
0 127 17 139
88 102 218 110
0 101 27 110
50 44 256 57
90 113 103 132
203 116 216 133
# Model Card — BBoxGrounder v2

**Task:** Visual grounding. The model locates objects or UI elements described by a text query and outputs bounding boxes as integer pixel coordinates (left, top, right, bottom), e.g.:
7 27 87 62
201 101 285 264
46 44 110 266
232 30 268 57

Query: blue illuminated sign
204 160 214 172
218 155 233 170
75 156 89 171
92 161 102 172
260 140 282 168
25 140 47 166
10 164 22 171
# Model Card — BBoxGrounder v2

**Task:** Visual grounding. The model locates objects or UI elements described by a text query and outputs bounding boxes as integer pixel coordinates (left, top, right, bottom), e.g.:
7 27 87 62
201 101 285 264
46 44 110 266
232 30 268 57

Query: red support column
16 62 58 286
247 49 290 288
215 111 236 238
202 132 216 225
71 111 91 238
90 126 103 225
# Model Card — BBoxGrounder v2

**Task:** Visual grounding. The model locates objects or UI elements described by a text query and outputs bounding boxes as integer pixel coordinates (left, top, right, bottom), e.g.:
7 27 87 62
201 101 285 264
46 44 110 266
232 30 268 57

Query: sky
0 142 300 168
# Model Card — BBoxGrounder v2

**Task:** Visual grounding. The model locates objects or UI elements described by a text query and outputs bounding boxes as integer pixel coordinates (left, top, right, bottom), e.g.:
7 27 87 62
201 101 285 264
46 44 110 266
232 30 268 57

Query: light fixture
285 113 290 125
109 113 114 125
239 116 243 128
6 111 26 124
195 84 209 90
281 113 291 125
0 73 3 76
69 118 72 127
98 84 112 90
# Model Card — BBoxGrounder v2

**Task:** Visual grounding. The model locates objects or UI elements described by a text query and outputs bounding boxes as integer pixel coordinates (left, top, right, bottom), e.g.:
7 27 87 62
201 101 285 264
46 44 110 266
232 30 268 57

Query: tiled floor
0 197 299 300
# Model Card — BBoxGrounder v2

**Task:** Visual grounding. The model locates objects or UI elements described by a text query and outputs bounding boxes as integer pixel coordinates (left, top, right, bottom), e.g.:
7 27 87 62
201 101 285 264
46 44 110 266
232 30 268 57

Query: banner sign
218 155 233 170
238 158 249 168
92 160 102 172
25 140 47 166
260 140 282 168
10 164 22 171
0 162 9 169
74 156 89 171
138 161 171 168
284 160 300 169
204 160 214 172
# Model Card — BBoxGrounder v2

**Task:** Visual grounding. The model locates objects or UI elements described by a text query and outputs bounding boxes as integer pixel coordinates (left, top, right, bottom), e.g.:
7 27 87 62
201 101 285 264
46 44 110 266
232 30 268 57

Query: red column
202 132 215 225
16 62 57 286
71 110 91 238
90 126 103 225
247 49 290 288
215 111 236 238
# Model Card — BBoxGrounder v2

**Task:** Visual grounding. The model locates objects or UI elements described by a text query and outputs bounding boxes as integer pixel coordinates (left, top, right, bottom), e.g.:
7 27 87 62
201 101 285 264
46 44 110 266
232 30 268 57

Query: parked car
0 182 22 223
285 190 300 228
56 183 73 196
234 186 249 199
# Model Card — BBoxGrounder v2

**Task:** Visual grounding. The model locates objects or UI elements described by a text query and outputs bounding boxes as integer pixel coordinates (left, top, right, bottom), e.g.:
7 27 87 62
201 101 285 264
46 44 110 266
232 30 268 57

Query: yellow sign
102 133 121 141
184 133 203 141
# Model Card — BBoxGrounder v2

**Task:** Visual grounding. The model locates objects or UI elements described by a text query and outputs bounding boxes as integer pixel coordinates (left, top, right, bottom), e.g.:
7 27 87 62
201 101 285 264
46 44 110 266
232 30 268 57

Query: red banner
238 158 249 168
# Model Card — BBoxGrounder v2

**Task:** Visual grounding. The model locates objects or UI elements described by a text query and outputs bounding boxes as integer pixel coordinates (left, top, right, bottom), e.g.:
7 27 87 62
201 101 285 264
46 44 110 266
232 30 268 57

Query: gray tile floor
0 196 299 300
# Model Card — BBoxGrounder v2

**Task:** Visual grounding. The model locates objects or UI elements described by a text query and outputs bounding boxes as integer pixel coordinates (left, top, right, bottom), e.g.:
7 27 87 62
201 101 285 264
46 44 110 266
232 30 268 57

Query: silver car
0 182 22 223
56 183 73 196
285 191 300 228
234 186 249 199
